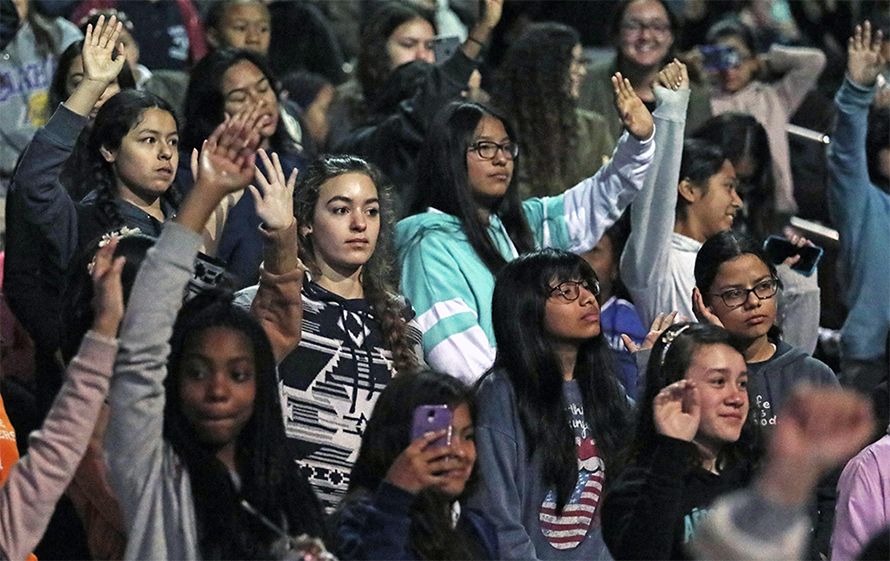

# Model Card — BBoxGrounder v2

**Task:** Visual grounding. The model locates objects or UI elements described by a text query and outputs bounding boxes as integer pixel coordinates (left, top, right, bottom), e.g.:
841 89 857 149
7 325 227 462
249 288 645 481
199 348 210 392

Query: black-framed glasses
549 280 600 302
467 141 519 160
708 278 780 309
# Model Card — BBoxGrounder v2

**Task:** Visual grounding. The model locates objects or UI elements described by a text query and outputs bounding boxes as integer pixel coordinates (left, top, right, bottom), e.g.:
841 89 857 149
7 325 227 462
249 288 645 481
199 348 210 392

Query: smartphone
431 35 461 63
701 44 741 71
411 405 452 448
762 235 823 277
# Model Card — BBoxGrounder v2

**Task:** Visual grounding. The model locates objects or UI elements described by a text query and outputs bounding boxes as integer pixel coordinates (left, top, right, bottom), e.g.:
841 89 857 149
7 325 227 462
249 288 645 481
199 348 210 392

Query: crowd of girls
1 5 887 561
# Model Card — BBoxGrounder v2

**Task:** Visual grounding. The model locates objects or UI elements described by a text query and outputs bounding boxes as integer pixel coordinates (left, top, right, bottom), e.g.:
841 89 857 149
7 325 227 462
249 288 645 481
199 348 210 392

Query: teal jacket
396 131 654 383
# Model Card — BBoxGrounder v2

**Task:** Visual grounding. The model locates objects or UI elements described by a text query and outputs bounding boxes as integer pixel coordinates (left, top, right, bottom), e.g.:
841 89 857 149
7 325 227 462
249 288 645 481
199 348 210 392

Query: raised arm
248 149 305 362
106 113 261 559
828 22 887 231
619 61 690 326
559 72 656 253
0 240 124 561
766 44 828 114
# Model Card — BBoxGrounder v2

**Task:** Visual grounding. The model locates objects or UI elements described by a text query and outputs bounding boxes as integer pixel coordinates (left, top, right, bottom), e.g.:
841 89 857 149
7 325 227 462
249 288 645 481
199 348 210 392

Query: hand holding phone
762 235 823 277
383 405 454 494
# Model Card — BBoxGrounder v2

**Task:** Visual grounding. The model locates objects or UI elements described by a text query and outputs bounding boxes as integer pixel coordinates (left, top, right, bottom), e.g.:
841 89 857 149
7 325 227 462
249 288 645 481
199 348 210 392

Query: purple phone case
411 405 452 447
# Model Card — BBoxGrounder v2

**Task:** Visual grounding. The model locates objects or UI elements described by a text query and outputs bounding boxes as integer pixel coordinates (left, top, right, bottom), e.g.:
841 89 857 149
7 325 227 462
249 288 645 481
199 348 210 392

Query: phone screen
762 236 823 276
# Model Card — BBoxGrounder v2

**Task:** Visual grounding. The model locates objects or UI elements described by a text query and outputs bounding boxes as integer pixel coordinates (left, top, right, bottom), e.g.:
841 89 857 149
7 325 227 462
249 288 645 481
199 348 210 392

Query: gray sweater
107 223 203 560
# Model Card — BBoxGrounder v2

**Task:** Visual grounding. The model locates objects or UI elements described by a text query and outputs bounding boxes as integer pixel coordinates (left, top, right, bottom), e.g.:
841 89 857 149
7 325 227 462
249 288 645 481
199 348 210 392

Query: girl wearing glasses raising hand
472 249 631 560
396 74 654 384
692 230 837 429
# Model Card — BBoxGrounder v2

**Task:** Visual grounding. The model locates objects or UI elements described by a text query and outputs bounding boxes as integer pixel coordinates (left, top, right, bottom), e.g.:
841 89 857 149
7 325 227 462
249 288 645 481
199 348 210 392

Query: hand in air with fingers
692 288 725 328
81 14 125 87
90 238 126 338
656 59 689 91
623 310 679 352
612 72 655 141
250 149 297 232
847 21 888 87
384 430 454 495
193 105 267 196
653 379 700 442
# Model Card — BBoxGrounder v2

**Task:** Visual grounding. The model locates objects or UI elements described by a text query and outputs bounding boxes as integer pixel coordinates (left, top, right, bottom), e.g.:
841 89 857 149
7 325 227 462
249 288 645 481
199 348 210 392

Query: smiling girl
473 249 631 560
601 322 758 560
396 73 654 383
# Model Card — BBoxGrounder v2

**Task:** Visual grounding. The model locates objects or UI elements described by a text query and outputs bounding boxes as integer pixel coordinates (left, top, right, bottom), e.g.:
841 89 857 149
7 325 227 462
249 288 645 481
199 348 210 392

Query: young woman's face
66 54 120 118
715 36 758 94
569 43 587 99
543 277 602 344
704 254 778 342
432 403 476 498
386 17 435 69
178 326 257 449
305 172 380 277
221 59 279 137
466 115 514 206
213 2 271 55
686 159 742 239
684 343 748 449
618 0 673 69
103 107 178 199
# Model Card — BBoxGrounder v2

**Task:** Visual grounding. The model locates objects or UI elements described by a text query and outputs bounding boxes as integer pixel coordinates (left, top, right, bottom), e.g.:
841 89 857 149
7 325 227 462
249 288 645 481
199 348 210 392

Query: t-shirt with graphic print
539 380 606 550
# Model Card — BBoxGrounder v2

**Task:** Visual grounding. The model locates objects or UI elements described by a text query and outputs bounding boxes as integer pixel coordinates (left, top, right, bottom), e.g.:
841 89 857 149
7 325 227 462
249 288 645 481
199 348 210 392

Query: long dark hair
489 248 631 513
492 22 579 196
675 138 727 222
694 229 783 342
165 289 326 558
181 48 294 155
626 322 760 473
86 90 181 231
295 155 417 374
414 101 535 274
357 1 436 108
692 113 780 238
345 369 484 560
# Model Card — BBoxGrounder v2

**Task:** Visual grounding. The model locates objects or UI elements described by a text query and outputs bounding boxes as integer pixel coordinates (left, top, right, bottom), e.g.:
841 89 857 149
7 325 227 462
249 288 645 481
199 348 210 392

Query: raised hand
90 238 126 338
384 430 453 495
622 310 679 353
848 21 888 87
692 287 725 328
612 72 655 140
249 149 297 232
82 15 125 86
463 0 503 58
653 379 700 442
194 105 266 196
758 386 874 506
657 59 689 91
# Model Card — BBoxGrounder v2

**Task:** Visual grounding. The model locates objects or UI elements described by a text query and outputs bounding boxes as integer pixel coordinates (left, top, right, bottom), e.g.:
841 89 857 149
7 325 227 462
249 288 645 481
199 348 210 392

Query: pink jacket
0 332 117 561
710 45 826 214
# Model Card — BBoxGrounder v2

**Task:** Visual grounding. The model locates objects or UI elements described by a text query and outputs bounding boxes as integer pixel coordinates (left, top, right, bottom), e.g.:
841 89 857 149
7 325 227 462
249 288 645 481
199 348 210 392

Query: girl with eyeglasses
691 229 837 430
472 248 631 560
396 75 655 384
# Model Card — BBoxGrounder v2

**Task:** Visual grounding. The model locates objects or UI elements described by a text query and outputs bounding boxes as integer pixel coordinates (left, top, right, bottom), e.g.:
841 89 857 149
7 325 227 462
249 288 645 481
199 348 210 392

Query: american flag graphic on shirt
538 434 606 549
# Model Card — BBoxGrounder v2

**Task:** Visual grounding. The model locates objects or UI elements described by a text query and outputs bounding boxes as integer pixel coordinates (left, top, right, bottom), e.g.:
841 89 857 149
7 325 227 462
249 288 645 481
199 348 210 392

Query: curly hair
85 90 181 233
356 1 436 108
492 22 580 196
294 155 417 373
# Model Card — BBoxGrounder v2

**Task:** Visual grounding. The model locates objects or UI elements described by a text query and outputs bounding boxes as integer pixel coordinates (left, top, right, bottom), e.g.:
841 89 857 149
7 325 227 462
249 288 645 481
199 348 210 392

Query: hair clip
659 324 692 367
